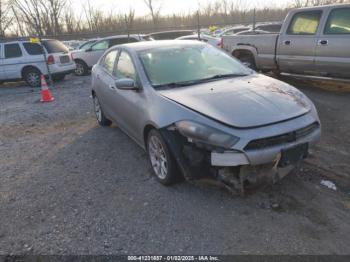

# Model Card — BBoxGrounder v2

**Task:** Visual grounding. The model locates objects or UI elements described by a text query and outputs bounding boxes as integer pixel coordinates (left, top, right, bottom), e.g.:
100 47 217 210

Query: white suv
72 35 145 76
0 39 76 87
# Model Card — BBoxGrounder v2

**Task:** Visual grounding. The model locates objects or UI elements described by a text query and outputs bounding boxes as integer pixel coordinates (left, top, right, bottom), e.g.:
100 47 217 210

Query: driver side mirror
86 48 92 52
115 78 138 91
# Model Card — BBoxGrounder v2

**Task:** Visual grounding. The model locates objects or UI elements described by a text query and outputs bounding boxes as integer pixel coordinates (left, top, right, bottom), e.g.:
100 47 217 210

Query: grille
244 122 319 150
59 55 70 64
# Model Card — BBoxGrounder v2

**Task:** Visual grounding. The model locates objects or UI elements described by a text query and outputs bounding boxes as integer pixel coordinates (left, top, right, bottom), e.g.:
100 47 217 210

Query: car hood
158 74 311 128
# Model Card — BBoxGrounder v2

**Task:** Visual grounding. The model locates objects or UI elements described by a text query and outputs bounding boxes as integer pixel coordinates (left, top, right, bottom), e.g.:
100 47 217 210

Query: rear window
23 43 43 55
287 11 322 35
150 31 194 40
5 43 22 58
42 40 69 53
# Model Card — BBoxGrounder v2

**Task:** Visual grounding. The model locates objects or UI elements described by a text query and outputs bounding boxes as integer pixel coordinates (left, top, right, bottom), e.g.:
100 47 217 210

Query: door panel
277 10 322 74
3 43 23 79
94 49 119 119
86 40 109 67
315 7 350 78
109 51 146 143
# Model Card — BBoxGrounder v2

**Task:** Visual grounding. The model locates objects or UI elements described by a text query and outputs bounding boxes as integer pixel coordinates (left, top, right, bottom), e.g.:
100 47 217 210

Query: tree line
0 0 349 39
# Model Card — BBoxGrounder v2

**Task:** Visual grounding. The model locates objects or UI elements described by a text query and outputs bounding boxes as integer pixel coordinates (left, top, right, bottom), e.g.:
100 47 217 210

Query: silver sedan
91 40 321 192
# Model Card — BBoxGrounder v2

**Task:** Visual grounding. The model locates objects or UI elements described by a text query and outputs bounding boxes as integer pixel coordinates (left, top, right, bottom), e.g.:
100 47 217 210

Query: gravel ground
0 74 350 255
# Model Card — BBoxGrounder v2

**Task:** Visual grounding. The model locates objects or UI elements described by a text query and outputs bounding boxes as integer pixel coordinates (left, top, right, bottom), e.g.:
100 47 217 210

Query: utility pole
197 10 200 40
253 8 256 31
34 17 53 88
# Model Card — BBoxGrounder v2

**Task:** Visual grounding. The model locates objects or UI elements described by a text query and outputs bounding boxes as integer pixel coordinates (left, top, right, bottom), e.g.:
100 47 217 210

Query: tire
75 60 88 76
239 55 257 70
147 129 179 185
23 67 41 87
93 95 112 126
52 74 66 82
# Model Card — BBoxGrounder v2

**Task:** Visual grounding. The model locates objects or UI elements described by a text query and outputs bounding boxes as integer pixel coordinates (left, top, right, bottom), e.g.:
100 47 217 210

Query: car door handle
109 84 117 90
318 40 328 46
284 40 291 45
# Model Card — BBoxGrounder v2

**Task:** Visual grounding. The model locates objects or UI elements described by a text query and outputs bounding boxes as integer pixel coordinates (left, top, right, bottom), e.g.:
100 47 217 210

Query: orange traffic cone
40 74 54 103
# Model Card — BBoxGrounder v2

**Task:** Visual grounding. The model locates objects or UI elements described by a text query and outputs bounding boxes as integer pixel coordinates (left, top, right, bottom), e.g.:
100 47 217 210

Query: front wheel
239 55 257 70
93 95 112 126
147 129 179 185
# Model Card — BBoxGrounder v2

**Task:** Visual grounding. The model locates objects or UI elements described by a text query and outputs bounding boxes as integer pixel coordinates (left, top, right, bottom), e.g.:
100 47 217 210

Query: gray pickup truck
222 4 350 79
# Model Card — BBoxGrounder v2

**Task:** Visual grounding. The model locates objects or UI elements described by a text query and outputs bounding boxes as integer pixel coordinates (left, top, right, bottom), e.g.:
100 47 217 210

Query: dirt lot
0 74 350 255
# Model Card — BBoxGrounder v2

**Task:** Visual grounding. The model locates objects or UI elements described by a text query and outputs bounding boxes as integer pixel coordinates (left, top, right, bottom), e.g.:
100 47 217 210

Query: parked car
0 38 76 87
72 34 145 76
63 40 83 51
222 4 350 79
255 22 282 33
218 26 251 36
176 34 221 47
235 30 271 35
145 30 195 40
91 40 321 191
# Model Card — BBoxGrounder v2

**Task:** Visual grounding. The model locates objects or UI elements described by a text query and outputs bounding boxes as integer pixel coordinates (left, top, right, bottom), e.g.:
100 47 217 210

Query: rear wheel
23 68 41 87
147 129 179 185
75 60 88 76
239 54 257 70
93 95 112 126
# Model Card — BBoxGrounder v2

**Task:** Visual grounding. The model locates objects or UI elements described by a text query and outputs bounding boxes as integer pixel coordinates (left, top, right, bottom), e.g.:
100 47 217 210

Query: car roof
119 40 205 52
101 34 144 40
146 30 194 36
0 38 57 44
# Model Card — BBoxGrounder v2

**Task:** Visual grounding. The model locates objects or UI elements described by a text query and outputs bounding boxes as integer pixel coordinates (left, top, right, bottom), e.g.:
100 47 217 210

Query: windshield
42 40 69 54
138 44 251 87
79 40 97 50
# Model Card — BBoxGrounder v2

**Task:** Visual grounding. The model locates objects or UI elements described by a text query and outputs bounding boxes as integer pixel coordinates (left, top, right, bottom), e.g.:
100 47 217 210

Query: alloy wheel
75 63 85 76
93 96 102 122
148 135 168 180
27 72 40 87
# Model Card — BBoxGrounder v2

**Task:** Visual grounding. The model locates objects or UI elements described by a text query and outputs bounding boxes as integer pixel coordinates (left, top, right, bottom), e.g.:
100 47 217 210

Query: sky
72 0 293 17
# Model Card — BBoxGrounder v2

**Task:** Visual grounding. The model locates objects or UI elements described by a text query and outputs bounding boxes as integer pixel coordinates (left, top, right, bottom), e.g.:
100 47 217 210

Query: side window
324 8 350 34
91 40 109 51
287 11 322 35
23 43 43 55
115 51 136 80
5 43 23 58
101 49 118 75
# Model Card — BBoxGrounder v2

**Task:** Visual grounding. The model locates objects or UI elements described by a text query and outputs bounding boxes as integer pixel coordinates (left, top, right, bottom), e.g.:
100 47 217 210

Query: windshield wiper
205 73 249 80
153 81 200 89
153 74 249 89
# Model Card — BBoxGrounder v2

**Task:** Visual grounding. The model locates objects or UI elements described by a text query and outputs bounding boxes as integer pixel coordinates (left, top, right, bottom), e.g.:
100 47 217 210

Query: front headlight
175 120 239 150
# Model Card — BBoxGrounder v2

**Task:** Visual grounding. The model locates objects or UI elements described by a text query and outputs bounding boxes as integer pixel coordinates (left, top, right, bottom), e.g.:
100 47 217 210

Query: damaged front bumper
160 124 321 195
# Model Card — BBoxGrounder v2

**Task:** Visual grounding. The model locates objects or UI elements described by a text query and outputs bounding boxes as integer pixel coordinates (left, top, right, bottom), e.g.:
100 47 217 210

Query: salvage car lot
0 74 350 254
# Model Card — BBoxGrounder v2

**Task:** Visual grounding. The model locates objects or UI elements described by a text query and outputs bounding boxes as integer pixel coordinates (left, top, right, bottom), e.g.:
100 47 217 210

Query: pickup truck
222 4 350 79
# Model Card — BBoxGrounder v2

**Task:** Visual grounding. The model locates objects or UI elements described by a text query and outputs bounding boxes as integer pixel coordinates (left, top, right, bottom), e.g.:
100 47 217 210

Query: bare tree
82 0 103 32
0 0 13 36
143 0 162 29
124 7 135 38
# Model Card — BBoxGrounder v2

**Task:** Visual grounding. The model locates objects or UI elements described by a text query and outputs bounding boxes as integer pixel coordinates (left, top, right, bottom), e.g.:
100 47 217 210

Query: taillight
47 55 55 65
